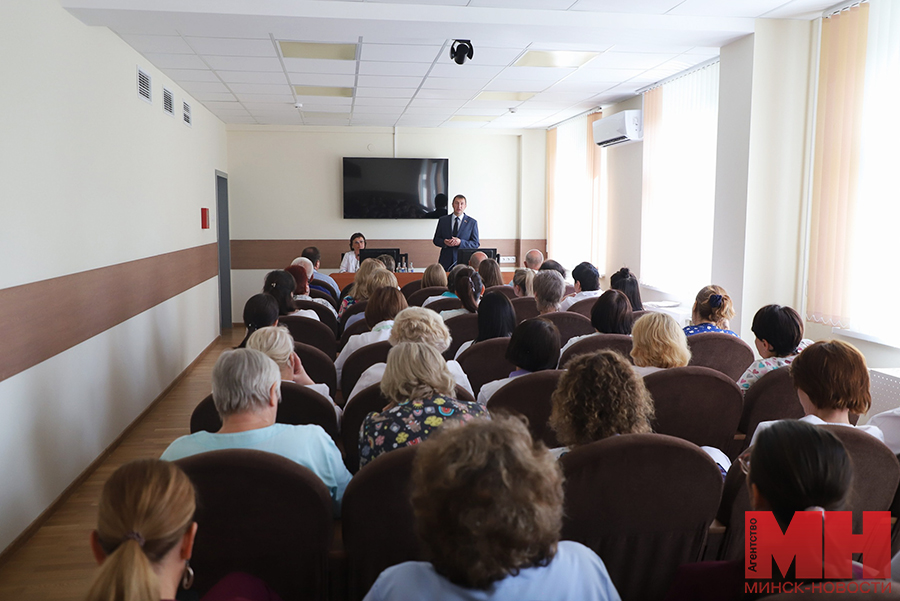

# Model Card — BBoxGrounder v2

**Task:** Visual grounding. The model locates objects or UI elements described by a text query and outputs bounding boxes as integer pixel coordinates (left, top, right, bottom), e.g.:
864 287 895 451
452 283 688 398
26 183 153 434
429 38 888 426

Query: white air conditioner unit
592 109 643 147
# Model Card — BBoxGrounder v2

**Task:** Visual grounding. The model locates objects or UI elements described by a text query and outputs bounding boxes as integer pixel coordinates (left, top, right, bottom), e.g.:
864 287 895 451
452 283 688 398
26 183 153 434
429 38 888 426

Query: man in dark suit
432 194 480 271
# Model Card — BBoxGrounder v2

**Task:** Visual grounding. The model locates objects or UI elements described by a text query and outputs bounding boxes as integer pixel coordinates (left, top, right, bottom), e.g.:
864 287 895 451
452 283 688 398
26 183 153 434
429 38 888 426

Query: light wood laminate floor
0 329 242 600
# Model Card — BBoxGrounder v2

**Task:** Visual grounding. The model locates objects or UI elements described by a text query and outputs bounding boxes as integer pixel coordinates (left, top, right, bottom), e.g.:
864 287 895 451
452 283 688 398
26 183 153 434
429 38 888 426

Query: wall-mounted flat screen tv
343 157 449 219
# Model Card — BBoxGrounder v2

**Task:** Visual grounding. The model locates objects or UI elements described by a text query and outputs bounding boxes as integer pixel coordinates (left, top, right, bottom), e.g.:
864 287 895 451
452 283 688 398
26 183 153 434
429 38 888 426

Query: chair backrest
407 286 448 307
737 367 804 442
567 296 597 318
294 299 339 336
400 279 423 299
510 296 539 323
426 297 462 313
487 370 564 448
535 312 594 346
340 340 392 398
339 300 368 334
340 282 354 299
310 276 339 300
278 315 337 360
294 341 337 398
560 433 723 601
632 310 649 321
309 287 339 309
189 383 339 442
484 285 516 299
342 446 423 600
687 332 755 380
643 366 743 451
175 449 333 601
564 283 576 297
339 319 370 352
456 338 515 396
444 313 479 360
559 333 633 368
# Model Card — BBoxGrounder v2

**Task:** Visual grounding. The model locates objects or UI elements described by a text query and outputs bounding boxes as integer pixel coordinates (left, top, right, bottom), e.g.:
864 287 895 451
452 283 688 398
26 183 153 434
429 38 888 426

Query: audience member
468 251 488 270
423 264 471 307
345 269 398 330
340 232 366 273
560 262 602 311
540 259 567 279
263 270 319 321
549 350 654 457
512 268 535 297
630 312 691 377
347 307 474 402
358 342 487 468
363 417 620 601
246 326 340 420
523 248 544 270
339 258 387 317
533 270 566 314
441 273 483 321
160 349 351 512
85 459 284 601
289 256 330 297
375 254 396 273
301 246 339 296
478 318 561 405
421 263 448 289
238 294 279 348
683 285 737 337
609 267 643 312
559 289 633 356
737 304 810 392
454 292 517 359
285 263 337 318
335 286 407 383
750 340 884 445
478 258 504 289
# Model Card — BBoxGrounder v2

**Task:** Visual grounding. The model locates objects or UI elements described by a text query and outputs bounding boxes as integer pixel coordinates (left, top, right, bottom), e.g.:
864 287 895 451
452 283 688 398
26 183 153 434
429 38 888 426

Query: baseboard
0 334 223 567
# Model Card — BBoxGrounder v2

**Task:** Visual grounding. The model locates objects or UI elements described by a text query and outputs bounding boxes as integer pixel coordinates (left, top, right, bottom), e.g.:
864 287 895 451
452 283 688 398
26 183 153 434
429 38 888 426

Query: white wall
0 0 227 553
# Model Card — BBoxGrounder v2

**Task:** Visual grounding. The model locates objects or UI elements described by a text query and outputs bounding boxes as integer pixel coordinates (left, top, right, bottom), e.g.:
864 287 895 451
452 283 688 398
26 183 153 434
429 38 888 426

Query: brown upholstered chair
175 449 333 601
189 382 339 443
400 279 423 299
564 283 576 297
339 300 368 334
294 342 337 398
643 366 743 453
687 332 755 380
632 310 649 321
342 383 475 474
535 312 594 346
340 340 392 399
309 287 339 310
278 315 337 360
561 434 723 601
426 297 463 313
339 319 370 352
407 286 448 307
559 333 633 368
487 370 564 448
567 296 598 318
456 338 515 396
342 446 423 600
510 296 539 323
735 367 803 452
294 299 339 336
340 282 354 299
484 284 516 299
444 313 478 360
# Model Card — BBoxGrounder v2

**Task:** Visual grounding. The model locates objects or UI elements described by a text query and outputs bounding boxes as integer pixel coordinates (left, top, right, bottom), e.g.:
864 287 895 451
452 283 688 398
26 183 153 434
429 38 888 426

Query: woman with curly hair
683 285 737 337
363 417 620 601
630 312 691 377
549 350 654 458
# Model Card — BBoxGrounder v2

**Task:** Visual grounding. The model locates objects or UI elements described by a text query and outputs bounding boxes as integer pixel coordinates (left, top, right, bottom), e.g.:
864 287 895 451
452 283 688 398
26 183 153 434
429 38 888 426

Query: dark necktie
452 217 459 238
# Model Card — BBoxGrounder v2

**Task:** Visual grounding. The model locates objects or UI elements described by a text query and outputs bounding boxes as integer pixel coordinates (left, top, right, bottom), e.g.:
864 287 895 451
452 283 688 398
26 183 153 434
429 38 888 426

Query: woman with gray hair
533 270 566 314
160 348 351 512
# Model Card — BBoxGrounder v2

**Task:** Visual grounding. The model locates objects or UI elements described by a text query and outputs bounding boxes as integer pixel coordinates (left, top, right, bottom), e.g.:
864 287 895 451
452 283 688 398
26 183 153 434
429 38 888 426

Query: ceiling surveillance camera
509 108 517 114
450 40 474 65
294 102 303 109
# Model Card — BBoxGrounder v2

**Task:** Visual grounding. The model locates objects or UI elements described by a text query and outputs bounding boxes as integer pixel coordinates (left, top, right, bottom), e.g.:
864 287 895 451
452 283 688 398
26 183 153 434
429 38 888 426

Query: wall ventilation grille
163 88 174 116
137 68 152 104
183 101 192 127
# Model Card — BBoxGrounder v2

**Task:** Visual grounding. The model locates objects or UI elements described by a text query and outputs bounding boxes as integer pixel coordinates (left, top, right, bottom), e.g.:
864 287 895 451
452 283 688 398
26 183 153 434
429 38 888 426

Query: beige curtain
807 3 869 327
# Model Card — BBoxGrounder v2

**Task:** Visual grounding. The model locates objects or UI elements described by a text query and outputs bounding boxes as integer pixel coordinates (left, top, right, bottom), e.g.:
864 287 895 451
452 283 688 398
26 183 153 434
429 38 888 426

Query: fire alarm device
201 208 210 229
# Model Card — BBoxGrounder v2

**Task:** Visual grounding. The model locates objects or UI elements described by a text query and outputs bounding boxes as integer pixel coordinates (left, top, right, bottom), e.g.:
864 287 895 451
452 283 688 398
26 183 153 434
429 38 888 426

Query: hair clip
709 294 723 308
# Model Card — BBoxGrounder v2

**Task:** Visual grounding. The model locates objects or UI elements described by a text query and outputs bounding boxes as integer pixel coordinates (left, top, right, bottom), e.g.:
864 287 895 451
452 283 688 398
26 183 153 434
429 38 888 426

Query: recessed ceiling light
450 115 495 122
475 92 535 102
293 86 354 97
279 41 357 61
514 50 599 68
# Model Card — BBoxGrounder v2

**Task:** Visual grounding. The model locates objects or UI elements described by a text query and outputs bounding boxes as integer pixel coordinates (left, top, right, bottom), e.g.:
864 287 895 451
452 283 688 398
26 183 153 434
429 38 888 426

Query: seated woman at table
683 285 737 337
421 263 448 289
335 286 407 383
560 289 634 357
630 312 691 377
340 232 366 273
454 292 517 359
737 304 811 393
440 273 483 321
339 258 389 318
358 342 488 468
263 270 319 321
477 318 561 405
363 417 620 601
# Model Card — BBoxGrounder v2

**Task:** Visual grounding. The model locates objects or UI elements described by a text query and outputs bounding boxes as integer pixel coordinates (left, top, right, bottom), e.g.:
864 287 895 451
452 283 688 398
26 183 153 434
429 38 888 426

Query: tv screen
343 157 449 219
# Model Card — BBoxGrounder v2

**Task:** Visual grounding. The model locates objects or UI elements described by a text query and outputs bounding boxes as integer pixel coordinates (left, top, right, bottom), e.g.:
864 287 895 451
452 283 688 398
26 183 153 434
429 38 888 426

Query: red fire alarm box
201 208 210 229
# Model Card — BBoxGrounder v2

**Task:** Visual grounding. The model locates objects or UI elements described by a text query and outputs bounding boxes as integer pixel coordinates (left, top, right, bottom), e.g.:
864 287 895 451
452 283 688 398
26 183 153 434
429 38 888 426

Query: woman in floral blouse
358 342 488 468
738 304 812 392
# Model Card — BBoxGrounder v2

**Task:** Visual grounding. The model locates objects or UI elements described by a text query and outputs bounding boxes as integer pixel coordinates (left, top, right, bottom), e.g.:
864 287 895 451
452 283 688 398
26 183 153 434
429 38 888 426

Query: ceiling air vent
183 101 192 127
162 88 174 116
136 67 152 104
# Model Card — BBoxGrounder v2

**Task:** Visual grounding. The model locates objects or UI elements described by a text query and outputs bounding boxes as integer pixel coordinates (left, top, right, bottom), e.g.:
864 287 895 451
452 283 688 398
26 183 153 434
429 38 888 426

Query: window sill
831 327 900 351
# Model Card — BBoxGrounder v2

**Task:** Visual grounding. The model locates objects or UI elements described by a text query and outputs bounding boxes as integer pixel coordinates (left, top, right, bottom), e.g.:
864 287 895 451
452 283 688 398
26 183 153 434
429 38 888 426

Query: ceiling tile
289 73 357 87
167 69 220 83
367 0 468 4
575 66 645 79
187 37 276 57
684 46 721 57
204 56 284 72
217 71 290 84
353 97 411 106
358 62 431 77
464 99 529 109
455 107 509 116
360 36 446 45
180 81 232 95
497 66 577 81
483 79 550 92
404 106 456 115
568 0 681 13
428 64 504 79
468 0 575 7
355 87 417 98
235 93 295 103
415 88 475 99
610 43 695 54
143 53 207 70
421 77 490 90
667 0 787 17
283 58 358 75
297 104 353 113
119 34 193 54
587 52 675 69
228 83 294 95
469 47 526 66
351 105 406 114
203 101 244 110
241 102 298 112
218 115 260 124
360 44 442 63
294 95 353 105
189 92 238 102
407 98 466 108
357 75 423 89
